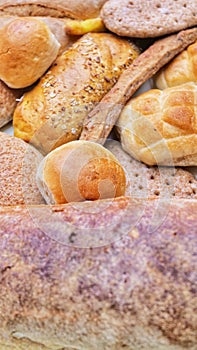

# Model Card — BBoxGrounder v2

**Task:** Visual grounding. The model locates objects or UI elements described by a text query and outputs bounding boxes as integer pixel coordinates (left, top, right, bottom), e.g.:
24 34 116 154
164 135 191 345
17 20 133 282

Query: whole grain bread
0 0 108 19
0 80 22 128
80 27 197 144
0 197 196 349
105 140 197 198
0 132 45 205
101 0 197 38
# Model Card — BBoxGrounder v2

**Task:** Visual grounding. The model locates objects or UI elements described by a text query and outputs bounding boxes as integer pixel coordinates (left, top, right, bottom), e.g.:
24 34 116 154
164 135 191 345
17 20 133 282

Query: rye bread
0 132 45 205
101 0 197 38
105 140 197 199
80 27 197 144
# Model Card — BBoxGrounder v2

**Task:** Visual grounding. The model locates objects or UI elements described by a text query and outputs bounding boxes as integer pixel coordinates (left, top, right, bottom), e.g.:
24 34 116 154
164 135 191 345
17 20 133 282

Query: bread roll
0 0 108 19
155 40 197 89
0 132 45 205
0 17 60 88
13 32 139 154
117 82 197 166
36 140 126 204
0 197 196 349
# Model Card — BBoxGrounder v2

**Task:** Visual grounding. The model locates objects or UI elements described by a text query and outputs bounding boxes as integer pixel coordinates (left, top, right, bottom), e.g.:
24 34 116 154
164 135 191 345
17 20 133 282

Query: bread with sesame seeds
13 32 139 155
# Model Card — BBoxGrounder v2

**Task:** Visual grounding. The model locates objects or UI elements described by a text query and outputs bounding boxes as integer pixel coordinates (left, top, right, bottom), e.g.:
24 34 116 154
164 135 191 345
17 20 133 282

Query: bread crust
101 0 197 38
0 197 196 349
155 40 197 89
80 27 197 144
117 82 197 166
13 33 138 154
0 0 108 19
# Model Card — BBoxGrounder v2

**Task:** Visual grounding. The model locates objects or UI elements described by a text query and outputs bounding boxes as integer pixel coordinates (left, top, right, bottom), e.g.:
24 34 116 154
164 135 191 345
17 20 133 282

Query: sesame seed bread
13 33 139 155
101 0 197 38
0 132 45 205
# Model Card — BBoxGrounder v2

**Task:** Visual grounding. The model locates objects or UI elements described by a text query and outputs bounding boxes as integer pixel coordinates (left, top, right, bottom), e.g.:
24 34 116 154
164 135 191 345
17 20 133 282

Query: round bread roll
0 17 60 88
117 82 197 166
36 140 126 204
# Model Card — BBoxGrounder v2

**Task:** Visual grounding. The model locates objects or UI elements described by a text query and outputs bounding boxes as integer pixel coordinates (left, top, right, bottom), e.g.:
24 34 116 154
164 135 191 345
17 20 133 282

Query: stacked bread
0 1 197 350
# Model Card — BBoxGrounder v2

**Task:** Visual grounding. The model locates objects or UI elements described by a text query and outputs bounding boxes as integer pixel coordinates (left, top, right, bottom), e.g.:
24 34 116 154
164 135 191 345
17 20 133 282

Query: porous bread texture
0 132 45 205
101 0 197 38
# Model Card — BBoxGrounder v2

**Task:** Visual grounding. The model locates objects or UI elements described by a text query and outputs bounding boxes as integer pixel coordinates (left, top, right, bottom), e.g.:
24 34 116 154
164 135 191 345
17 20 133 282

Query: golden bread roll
0 132 45 205
36 140 126 204
0 17 60 88
155 40 197 89
117 82 197 166
13 32 139 154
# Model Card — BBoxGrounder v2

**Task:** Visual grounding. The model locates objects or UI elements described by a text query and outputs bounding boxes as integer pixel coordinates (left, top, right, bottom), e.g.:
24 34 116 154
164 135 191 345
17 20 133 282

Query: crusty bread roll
36 140 126 204
0 197 196 349
0 0 108 19
0 17 60 88
0 131 45 205
13 32 139 154
155 40 197 89
117 82 197 166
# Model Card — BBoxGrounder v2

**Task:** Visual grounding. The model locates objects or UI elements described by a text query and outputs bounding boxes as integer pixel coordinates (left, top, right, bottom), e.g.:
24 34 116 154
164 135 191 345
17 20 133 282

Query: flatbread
101 0 197 38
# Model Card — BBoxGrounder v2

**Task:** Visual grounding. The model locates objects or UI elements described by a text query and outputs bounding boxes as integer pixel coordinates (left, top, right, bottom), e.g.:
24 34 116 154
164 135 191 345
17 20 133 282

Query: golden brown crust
37 140 126 204
0 17 60 88
13 33 139 154
0 197 196 349
80 27 197 144
117 82 197 166
0 0 108 19
155 40 197 89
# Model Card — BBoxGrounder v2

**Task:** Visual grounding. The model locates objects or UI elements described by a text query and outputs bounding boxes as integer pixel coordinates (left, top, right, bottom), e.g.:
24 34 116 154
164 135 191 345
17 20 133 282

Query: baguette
80 27 197 144
117 82 197 166
0 197 196 349
13 33 139 154
155 40 197 89
0 0 108 19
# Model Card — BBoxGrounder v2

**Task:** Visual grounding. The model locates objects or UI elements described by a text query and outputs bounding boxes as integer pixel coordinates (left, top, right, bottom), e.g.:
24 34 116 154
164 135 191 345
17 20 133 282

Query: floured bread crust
101 0 197 38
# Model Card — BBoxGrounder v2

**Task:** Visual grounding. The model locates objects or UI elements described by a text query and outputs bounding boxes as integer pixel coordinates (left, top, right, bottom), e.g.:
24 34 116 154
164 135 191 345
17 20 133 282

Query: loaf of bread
13 32 139 154
0 17 60 88
36 140 126 204
0 197 196 349
117 82 197 166
0 0 108 19
0 132 45 205
155 40 197 89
